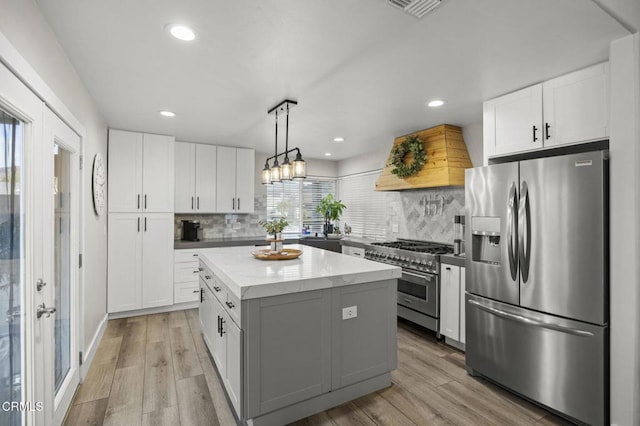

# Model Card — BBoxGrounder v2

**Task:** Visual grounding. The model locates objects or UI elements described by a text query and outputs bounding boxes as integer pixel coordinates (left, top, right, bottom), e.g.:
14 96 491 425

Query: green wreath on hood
388 135 426 178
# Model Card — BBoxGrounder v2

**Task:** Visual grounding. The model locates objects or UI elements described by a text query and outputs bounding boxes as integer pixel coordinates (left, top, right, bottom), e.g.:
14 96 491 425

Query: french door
0 61 81 425
38 108 80 425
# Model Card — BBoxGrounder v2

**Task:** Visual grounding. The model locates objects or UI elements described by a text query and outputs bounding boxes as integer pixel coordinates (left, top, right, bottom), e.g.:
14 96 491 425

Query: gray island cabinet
198 244 401 426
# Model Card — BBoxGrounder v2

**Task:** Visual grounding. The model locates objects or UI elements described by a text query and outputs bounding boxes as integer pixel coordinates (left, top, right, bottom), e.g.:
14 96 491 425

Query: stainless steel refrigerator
465 150 608 425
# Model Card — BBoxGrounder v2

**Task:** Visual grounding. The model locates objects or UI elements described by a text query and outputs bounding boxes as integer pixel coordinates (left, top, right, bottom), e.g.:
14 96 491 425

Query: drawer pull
192 289 200 293
193 270 199 273
204 275 211 280
225 301 235 309
192 253 199 257
213 286 221 292
198 267 204 271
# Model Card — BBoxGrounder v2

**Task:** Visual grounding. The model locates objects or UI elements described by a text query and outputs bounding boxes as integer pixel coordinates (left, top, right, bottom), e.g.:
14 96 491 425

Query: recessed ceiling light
427 99 446 108
324 152 332 157
168 24 195 41
333 137 345 143
159 110 176 117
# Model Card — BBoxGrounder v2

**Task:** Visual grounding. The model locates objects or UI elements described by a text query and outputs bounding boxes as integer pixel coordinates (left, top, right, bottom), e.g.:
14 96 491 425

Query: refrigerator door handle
506 182 518 281
518 181 531 283
468 299 594 337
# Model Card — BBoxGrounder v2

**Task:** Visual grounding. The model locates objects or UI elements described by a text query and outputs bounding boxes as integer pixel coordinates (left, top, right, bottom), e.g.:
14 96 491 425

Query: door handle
138 194 141 210
545 122 551 140
506 182 518 281
36 303 56 319
144 194 147 209
232 198 235 210
36 278 46 292
237 198 240 210
200 288 204 303
225 301 235 309
197 197 200 210
191 196 194 210
220 318 226 336
532 125 539 142
144 217 147 232
468 299 594 337
137 217 140 233
518 181 531 283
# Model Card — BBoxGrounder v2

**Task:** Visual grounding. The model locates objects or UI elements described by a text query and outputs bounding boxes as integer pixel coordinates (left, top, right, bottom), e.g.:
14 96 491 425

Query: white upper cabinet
108 129 175 213
235 148 255 213
216 146 255 214
542 63 609 147
175 142 217 213
484 85 543 157
174 142 196 212
108 130 143 212
195 144 217 212
484 63 609 162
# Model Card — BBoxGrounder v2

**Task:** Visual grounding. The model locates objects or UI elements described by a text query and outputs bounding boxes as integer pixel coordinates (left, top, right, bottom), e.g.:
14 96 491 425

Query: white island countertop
199 244 401 300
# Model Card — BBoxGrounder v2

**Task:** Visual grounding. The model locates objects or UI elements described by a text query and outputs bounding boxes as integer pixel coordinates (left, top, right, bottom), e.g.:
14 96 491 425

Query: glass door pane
53 146 71 393
0 110 24 426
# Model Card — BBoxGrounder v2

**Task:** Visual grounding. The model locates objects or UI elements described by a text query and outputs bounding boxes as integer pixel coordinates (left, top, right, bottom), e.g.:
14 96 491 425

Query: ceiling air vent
387 0 442 18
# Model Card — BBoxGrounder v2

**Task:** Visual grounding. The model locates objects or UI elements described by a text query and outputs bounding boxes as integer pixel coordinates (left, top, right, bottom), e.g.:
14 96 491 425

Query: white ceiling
36 0 627 161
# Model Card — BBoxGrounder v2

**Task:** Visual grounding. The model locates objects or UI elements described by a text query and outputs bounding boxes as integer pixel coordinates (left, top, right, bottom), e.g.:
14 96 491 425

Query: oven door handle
402 270 433 282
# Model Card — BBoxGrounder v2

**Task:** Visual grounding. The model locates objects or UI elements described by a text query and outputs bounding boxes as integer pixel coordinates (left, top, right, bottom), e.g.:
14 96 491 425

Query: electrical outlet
342 305 357 320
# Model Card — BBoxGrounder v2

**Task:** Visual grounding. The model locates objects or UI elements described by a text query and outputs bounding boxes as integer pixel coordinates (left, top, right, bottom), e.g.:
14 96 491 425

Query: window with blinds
266 178 336 236
336 171 387 240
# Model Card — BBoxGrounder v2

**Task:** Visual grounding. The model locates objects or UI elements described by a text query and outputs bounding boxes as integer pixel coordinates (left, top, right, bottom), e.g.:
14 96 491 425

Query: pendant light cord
285 104 289 160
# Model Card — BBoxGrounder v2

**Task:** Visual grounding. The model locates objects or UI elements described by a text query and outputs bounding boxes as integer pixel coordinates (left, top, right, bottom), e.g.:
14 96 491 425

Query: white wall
0 0 108 361
593 0 640 32
609 33 640 426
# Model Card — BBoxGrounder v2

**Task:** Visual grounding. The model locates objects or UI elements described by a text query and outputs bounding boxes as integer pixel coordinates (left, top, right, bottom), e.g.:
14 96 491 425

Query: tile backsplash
388 187 465 244
174 193 267 239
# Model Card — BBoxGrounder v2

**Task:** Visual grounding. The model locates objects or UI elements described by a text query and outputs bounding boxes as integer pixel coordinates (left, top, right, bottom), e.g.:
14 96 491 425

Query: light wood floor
63 310 570 426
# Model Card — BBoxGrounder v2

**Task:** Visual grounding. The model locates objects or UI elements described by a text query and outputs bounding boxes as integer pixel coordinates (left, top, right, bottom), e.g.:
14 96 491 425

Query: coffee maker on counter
181 220 202 241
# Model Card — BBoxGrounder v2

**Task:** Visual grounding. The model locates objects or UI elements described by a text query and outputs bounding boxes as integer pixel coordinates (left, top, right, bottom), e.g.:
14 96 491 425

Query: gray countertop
441 253 466 267
174 236 299 250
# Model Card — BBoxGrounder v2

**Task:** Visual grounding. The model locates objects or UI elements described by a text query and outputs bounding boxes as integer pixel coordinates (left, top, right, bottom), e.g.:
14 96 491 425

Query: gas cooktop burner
371 241 454 255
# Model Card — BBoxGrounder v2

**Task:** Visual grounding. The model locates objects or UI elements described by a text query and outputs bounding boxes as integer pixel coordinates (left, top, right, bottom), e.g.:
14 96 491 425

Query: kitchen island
198 244 401 426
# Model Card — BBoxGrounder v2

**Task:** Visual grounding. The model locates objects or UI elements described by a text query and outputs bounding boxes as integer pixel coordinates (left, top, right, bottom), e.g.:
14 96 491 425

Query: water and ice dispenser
471 216 502 265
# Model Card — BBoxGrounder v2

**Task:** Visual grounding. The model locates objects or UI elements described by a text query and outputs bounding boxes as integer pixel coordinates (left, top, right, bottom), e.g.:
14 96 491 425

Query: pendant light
262 99 306 184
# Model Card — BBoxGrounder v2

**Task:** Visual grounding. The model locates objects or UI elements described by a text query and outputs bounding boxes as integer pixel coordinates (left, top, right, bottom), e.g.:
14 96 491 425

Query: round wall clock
92 153 106 216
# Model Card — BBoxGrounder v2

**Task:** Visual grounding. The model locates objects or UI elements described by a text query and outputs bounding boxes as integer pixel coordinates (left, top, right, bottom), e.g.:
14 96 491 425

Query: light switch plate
392 224 399 233
342 306 357 320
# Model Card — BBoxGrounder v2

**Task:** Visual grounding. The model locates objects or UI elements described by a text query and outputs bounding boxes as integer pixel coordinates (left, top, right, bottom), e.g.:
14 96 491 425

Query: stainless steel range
364 239 453 335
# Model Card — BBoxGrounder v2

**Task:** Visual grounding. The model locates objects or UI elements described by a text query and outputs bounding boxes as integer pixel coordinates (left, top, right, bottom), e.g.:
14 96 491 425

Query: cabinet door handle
144 217 147 232
232 198 235 210
220 318 226 336
137 194 141 210
545 122 551 140
137 217 140 232
204 275 211 280
225 301 235 309
217 316 221 334
193 270 200 274
197 196 200 210
144 194 147 209
237 198 240 210
532 125 539 142
213 286 221 292
200 288 204 303
446 267 451 271
191 196 194 210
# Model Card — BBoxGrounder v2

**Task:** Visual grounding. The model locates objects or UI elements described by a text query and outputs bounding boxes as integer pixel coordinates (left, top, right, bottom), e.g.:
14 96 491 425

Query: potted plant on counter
258 217 289 251
315 194 346 237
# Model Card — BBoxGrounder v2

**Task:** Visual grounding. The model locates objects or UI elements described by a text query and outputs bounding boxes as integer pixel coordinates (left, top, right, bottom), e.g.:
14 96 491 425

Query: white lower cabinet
174 249 201 304
108 213 173 313
341 245 365 258
440 263 466 345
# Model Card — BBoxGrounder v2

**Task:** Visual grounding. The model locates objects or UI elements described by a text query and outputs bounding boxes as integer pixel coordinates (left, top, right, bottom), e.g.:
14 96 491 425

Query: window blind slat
266 178 336 236
337 172 386 240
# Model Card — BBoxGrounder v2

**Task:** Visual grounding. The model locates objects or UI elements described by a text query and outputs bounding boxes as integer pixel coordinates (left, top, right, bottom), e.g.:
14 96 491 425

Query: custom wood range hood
375 124 473 191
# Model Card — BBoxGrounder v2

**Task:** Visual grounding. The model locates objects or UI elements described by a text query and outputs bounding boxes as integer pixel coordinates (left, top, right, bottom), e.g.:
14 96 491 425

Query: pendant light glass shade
293 150 306 179
281 157 292 180
270 159 281 183
261 162 271 184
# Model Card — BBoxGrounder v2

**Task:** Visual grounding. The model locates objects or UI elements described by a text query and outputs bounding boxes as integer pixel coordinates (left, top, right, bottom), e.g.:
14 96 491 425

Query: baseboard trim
80 313 108 379
108 301 199 320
